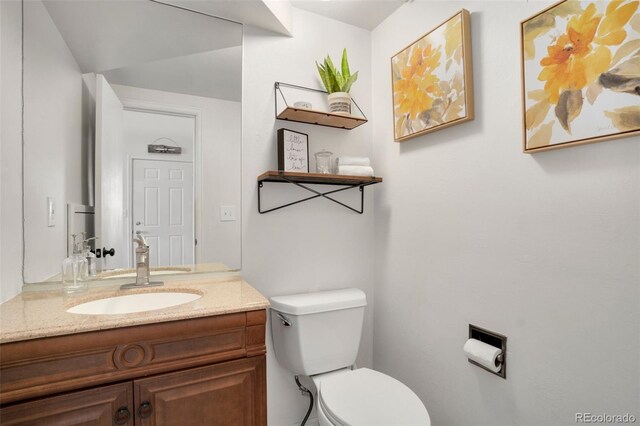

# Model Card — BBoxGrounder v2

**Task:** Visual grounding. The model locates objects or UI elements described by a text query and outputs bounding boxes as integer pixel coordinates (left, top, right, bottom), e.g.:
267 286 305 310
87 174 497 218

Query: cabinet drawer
0 312 266 405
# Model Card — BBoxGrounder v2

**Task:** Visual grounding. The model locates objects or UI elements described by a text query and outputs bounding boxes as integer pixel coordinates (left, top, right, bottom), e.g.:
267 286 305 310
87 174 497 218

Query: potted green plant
316 48 358 116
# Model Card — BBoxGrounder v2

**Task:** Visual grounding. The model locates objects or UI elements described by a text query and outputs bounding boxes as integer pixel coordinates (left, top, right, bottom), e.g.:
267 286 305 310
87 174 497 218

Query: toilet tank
269 288 366 376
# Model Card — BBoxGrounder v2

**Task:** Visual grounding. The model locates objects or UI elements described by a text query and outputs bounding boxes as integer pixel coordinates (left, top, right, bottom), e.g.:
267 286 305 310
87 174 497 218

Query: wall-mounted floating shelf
257 171 382 214
274 82 368 130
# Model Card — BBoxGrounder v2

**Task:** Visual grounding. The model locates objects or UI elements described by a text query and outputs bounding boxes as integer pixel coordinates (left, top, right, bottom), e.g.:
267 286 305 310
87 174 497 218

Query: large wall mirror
22 0 242 283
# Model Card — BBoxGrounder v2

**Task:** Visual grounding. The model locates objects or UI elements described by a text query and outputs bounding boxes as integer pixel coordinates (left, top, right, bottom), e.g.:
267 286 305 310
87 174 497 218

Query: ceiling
103 47 242 102
40 0 242 101
290 0 406 30
42 0 241 73
140 0 404 35
155 0 293 35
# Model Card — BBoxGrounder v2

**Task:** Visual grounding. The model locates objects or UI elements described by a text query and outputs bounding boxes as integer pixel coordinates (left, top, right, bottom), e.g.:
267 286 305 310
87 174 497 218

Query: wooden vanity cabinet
0 310 267 426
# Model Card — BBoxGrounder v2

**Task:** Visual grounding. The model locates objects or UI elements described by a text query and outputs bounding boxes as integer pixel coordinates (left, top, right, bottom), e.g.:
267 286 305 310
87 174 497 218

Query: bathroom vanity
0 276 268 425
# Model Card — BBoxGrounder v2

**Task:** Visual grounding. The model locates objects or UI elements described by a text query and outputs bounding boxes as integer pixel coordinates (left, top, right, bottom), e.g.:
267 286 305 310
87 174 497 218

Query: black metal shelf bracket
258 178 377 214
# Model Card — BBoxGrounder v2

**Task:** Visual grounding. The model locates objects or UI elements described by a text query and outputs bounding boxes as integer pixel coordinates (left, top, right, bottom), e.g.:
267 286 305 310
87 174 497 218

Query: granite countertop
0 274 269 344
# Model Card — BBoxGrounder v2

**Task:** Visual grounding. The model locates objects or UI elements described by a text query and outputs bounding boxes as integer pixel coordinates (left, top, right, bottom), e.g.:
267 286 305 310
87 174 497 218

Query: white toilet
270 288 431 426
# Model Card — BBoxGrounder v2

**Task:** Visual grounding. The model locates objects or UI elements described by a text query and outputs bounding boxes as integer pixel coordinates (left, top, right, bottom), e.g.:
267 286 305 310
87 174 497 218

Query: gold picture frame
521 0 640 153
391 9 474 142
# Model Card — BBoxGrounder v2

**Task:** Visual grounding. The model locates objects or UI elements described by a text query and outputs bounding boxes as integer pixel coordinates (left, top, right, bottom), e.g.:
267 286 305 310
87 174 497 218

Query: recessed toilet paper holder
468 324 507 379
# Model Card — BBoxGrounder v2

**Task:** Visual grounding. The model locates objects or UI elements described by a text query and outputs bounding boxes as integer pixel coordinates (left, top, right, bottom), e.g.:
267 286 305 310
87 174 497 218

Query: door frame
119 98 202 268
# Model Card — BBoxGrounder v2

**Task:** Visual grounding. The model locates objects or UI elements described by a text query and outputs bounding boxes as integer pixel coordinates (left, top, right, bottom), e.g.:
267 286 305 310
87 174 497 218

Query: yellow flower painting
391 10 474 142
522 0 640 152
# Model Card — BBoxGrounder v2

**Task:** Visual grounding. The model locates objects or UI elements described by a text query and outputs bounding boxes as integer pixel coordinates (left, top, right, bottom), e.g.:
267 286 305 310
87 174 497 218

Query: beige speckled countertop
0 274 269 344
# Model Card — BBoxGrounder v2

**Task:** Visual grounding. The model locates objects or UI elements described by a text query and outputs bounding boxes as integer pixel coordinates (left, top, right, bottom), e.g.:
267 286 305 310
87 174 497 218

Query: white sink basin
67 292 201 315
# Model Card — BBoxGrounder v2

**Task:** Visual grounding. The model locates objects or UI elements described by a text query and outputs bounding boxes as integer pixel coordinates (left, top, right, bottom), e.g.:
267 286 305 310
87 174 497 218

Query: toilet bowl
269 288 431 426
312 368 430 426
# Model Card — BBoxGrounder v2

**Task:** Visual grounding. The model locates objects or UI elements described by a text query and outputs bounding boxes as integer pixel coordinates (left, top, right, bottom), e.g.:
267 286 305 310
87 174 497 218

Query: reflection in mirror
23 0 242 283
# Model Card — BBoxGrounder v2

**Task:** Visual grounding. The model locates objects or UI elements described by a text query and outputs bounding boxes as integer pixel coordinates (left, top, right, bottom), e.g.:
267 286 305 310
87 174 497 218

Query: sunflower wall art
521 0 640 153
391 9 474 142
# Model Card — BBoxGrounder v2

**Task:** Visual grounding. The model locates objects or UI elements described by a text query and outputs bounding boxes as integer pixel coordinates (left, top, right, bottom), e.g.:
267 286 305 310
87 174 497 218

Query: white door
132 159 194 267
95 74 126 269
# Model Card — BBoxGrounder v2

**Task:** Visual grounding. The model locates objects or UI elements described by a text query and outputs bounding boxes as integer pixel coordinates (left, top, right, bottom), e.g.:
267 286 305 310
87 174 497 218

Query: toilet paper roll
463 338 503 373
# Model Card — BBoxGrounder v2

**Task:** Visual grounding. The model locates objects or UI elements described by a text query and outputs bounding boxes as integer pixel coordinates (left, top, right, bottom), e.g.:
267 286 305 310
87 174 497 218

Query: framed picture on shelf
277 128 309 172
391 9 474 142
521 0 640 153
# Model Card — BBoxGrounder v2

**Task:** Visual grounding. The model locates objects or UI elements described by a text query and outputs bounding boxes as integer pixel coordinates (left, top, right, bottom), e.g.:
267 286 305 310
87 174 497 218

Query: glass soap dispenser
62 233 89 293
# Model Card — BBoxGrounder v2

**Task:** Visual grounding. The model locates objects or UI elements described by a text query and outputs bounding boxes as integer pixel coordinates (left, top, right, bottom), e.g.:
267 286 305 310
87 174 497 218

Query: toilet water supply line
294 376 314 426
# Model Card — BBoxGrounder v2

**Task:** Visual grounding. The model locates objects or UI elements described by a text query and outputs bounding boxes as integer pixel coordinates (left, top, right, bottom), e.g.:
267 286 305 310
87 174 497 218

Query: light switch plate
47 197 55 227
220 205 236 222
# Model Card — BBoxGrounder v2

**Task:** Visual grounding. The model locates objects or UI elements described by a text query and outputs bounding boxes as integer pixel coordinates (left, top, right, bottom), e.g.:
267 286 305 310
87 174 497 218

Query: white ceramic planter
328 92 351 115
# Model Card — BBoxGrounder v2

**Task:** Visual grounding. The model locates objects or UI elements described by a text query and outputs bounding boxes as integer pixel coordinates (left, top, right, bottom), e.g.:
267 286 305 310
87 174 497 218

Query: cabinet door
0 382 133 426
134 356 266 426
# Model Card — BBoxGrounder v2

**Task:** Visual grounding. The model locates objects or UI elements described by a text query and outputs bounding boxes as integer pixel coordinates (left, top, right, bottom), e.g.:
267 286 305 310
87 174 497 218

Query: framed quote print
277 128 309 172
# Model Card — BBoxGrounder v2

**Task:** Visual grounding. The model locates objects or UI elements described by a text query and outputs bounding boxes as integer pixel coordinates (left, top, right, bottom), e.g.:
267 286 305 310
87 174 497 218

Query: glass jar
315 150 333 174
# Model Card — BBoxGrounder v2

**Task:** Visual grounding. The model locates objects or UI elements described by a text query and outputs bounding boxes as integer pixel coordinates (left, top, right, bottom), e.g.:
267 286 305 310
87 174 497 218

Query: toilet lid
318 368 431 426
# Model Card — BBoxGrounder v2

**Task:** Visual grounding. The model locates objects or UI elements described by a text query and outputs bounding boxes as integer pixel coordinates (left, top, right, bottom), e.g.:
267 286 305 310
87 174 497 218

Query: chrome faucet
134 235 150 285
120 235 163 289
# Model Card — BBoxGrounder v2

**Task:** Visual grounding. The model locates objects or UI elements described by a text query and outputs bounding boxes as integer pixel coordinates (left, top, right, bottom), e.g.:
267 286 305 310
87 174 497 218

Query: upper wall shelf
274 82 368 130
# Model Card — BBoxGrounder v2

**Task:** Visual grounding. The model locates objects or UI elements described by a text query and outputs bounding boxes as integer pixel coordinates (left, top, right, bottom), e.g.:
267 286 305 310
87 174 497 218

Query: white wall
1 0 3 298
1 0 3 300
371 1 639 425
22 0 88 283
0 0 24 302
113 84 242 270
241 9 374 425
122 109 195 162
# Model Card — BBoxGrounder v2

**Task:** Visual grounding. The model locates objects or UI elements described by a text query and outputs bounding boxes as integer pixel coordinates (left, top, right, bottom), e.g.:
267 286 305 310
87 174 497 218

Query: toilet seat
317 368 431 426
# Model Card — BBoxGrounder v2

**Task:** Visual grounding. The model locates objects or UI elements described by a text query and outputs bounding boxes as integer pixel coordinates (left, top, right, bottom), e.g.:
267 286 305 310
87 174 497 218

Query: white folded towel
337 156 370 167
337 165 375 177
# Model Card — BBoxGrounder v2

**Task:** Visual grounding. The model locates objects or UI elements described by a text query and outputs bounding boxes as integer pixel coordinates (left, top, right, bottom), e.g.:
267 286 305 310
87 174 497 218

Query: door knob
103 247 115 257
135 221 141 225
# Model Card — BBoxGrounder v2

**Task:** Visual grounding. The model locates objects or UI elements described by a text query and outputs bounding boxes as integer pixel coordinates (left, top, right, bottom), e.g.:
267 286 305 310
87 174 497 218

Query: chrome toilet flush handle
277 312 291 327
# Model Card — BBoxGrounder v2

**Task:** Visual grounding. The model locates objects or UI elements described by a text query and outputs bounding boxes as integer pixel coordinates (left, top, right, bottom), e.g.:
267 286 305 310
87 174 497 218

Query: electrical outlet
47 197 56 227
220 205 236 222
